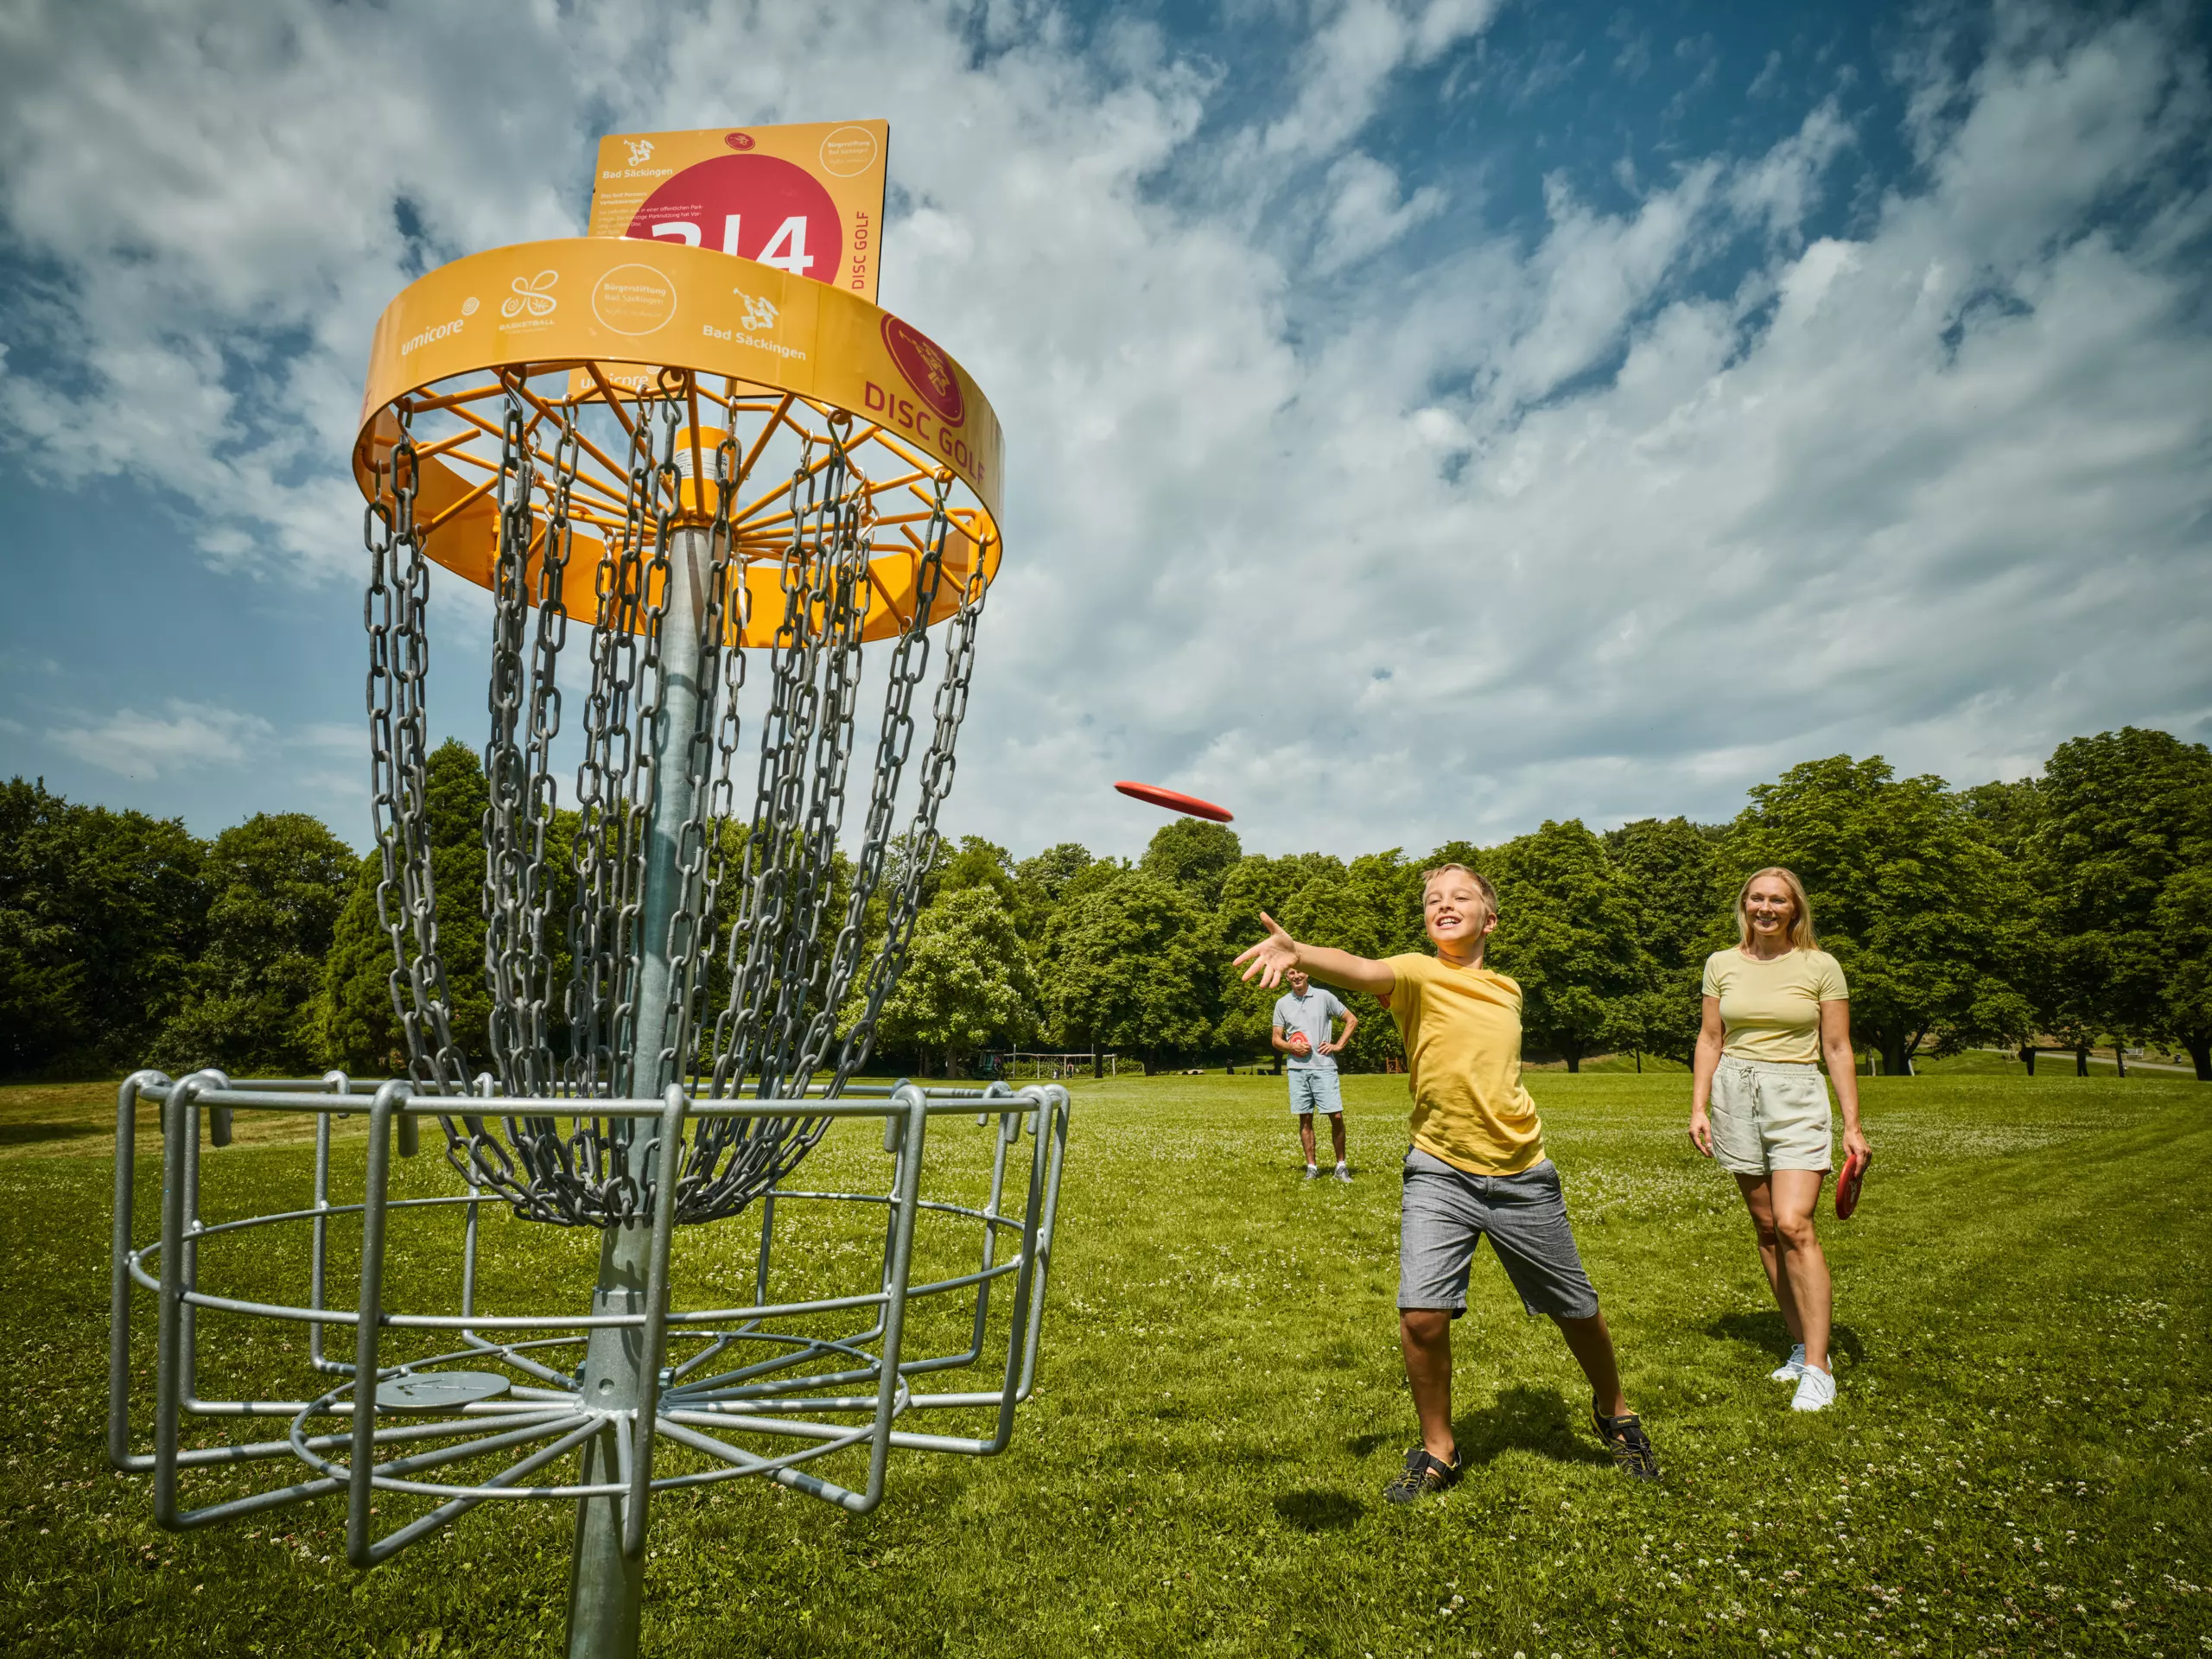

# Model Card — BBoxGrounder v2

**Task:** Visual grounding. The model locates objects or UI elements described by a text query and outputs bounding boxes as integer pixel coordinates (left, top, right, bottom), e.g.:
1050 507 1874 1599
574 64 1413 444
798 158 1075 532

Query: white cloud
1316 151 1447 271
1257 0 1503 163
1 0 2207 861
52 699 273 778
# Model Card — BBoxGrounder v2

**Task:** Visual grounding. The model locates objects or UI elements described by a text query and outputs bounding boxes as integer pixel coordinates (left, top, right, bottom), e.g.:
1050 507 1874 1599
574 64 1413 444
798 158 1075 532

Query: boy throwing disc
1235 864 1658 1500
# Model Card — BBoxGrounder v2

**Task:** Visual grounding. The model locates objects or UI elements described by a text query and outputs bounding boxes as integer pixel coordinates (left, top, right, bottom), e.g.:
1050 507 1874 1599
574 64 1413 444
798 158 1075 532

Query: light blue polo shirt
1273 985 1349 1071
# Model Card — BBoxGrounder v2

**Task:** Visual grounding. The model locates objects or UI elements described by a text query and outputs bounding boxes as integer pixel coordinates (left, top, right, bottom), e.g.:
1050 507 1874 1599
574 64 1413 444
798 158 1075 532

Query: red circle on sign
626 156 842 285
880 316 966 426
723 131 756 151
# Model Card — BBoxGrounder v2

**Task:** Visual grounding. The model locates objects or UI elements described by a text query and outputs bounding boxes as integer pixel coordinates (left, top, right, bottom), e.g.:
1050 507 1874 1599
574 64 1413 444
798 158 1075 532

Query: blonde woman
1689 868 1869 1412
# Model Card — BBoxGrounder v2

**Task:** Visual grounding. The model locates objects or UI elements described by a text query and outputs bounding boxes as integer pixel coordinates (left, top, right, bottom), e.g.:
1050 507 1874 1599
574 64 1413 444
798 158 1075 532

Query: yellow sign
352 237 1001 645
357 237 1000 518
587 121 889 306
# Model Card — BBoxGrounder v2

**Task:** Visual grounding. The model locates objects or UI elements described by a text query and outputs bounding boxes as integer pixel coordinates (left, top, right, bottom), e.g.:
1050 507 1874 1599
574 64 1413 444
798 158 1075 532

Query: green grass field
2 1068 2207 1657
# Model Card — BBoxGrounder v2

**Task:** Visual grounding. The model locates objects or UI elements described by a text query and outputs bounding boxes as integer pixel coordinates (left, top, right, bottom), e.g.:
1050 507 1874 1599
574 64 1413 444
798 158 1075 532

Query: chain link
370 372 992 1227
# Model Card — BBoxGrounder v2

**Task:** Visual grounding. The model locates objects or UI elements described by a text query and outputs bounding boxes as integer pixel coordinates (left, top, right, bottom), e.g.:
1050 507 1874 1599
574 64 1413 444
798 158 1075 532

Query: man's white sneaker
1303 1165 1320 1180
1770 1343 1808 1383
1790 1364 1836 1412
1332 1165 1352 1184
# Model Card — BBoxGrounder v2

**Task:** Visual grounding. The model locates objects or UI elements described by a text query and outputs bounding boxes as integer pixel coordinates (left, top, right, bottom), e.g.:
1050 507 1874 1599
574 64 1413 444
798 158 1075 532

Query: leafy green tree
319 740 493 1075
866 887 1039 1076
321 851 401 1075
1489 820 1654 1072
1210 852 1348 1058
0 778 206 1076
1731 755 2032 1076
2154 862 2212 1079
1010 842 1100 944
936 836 1016 905
1960 779 2047 856
1605 817 1727 1066
1140 817 1243 908
1268 853 1426 1072
2036 728 2212 1077
1960 777 2068 1068
151 814 356 1076
1041 872 1212 1072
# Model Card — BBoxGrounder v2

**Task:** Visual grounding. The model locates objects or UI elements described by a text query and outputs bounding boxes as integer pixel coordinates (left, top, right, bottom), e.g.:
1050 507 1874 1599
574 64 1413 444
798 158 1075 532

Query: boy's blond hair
1421 862 1498 918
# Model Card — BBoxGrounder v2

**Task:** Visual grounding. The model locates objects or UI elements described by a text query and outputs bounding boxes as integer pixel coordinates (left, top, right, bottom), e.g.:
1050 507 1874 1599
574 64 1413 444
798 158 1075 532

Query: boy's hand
1234 912 1300 988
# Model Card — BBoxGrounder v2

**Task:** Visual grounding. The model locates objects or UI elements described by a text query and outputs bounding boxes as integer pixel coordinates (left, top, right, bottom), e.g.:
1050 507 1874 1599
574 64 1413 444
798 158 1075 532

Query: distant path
1977 1047 2199 1077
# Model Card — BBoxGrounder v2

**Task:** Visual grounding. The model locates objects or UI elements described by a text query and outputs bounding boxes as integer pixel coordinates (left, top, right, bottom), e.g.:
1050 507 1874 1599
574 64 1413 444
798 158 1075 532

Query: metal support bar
344 1082 407 1567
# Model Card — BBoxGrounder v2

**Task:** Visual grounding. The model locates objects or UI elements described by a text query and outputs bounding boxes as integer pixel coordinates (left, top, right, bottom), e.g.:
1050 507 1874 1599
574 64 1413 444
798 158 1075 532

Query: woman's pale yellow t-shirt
1700 947 1849 1064
1385 953 1546 1176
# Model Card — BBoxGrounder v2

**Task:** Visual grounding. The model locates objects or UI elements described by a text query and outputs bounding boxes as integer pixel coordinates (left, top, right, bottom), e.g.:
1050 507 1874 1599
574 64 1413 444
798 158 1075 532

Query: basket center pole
567 523 714 1659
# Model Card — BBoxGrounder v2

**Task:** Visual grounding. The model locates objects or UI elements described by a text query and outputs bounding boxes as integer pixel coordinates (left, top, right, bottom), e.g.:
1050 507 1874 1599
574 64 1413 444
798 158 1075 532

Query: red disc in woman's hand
1834 1146 1871 1219
1114 780 1234 823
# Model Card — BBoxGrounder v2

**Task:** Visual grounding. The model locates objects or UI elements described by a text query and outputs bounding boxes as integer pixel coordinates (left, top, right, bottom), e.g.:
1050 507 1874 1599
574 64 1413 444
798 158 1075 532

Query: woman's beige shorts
1709 1056 1833 1176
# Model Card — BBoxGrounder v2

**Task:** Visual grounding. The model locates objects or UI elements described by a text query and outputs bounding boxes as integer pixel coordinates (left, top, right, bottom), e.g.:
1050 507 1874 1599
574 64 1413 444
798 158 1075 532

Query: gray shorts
1709 1057 1833 1176
1398 1147 1600 1320
1287 1068 1343 1114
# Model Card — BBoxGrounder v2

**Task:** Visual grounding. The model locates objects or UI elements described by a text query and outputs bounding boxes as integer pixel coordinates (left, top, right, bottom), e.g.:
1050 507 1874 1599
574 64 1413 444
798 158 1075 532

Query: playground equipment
108 234 1067 1658
987 1049 1119 1080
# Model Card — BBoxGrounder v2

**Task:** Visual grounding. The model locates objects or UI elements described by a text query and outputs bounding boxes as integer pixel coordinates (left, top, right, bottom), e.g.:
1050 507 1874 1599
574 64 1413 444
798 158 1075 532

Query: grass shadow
1273 1489 1363 1532
1455 1383 1610 1469
0 1122 93 1148
1708 1310 1866 1366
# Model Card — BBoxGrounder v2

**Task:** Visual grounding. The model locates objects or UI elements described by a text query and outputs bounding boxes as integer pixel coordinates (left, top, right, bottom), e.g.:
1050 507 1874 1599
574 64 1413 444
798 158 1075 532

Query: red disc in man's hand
1115 780 1234 823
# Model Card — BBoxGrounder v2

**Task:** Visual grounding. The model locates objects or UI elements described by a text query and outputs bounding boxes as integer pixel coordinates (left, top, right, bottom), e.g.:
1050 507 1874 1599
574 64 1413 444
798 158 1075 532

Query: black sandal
1382 1444 1461 1503
1592 1402 1659 1481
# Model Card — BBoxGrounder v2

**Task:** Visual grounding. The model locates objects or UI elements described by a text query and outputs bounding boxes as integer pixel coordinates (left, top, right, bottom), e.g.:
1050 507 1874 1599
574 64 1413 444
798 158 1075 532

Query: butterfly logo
501 271 558 319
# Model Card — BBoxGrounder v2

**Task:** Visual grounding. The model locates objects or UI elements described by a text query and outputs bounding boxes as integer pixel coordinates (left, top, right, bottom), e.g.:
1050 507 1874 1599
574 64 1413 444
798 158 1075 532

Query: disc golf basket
106 236 1069 1657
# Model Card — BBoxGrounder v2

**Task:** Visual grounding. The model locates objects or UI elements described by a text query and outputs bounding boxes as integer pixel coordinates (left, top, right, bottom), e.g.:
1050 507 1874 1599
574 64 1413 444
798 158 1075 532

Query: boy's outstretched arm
1234 912 1395 998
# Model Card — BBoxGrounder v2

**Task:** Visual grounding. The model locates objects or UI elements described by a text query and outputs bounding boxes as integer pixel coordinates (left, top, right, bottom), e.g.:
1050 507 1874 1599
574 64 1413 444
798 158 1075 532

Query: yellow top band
352 237 1002 645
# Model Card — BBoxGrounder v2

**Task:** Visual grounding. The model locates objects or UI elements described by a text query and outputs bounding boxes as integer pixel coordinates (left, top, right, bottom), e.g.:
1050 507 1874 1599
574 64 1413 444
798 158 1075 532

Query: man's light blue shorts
1287 1068 1343 1115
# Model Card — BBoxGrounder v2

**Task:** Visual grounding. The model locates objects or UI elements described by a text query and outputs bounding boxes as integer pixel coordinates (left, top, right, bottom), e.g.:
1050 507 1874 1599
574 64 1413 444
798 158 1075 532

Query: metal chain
832 484 991 1088
366 372 991 1229
366 410 470 1098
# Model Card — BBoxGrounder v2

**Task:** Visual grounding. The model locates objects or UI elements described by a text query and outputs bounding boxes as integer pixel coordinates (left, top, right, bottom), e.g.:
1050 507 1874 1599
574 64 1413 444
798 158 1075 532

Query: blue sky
2 0 2208 858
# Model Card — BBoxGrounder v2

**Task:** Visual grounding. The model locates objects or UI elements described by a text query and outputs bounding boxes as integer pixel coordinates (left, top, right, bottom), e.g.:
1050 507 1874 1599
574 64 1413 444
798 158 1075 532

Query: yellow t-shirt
1385 953 1546 1176
1700 947 1849 1064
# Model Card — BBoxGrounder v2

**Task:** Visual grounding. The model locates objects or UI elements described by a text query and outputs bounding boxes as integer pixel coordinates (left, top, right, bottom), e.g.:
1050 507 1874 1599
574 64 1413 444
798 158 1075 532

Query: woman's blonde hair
1735 867 1818 951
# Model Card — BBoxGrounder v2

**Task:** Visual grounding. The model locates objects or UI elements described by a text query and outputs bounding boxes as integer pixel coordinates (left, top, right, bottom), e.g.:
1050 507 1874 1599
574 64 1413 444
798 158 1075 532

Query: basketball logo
880 315 965 426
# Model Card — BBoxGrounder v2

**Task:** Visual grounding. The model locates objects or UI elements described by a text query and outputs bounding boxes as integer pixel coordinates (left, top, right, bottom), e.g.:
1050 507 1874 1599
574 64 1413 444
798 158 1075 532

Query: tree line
3 726 2207 1084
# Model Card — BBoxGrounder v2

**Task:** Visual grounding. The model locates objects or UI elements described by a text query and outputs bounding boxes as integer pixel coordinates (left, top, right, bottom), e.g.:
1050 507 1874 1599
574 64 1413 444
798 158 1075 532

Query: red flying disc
1834 1146 1871 1220
1114 781 1234 823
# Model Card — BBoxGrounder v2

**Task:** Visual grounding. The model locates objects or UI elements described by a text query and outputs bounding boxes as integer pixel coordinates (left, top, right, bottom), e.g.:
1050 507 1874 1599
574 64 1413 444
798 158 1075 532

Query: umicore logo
399 314 468 357
502 270 558 319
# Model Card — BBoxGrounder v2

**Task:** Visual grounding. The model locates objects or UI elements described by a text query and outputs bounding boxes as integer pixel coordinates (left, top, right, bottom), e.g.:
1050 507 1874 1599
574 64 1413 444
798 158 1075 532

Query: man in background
1274 968 1357 1181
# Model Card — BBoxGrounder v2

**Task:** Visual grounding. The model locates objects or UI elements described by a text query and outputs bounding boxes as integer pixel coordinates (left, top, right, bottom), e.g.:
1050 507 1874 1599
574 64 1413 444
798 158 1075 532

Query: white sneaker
1303 1165 1320 1180
1333 1164 1352 1184
1770 1343 1807 1383
1790 1364 1836 1412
